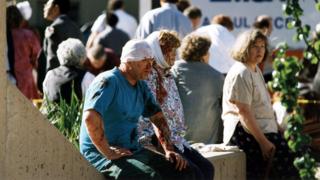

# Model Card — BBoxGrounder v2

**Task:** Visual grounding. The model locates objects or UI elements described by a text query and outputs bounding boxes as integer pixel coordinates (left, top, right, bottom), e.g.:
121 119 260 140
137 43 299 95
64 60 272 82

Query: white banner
191 0 320 48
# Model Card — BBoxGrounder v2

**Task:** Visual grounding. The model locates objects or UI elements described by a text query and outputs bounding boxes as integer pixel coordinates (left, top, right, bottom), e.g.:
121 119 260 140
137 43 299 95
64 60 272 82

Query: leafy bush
42 90 83 149
270 1 320 179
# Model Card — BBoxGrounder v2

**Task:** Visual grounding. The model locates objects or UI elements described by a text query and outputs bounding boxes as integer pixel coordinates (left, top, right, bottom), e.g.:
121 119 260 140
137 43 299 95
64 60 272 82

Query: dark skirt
229 123 298 180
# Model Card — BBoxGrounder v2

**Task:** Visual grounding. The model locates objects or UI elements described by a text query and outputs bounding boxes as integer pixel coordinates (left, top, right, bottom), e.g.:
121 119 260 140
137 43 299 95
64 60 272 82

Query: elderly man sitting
79 39 198 179
43 38 86 103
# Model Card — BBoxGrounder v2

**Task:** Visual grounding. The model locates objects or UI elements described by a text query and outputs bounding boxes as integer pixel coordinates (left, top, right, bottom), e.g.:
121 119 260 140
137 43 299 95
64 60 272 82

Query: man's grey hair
57 38 86 67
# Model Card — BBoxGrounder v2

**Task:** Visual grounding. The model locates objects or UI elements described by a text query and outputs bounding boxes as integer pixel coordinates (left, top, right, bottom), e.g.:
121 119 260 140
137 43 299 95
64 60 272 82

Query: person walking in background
108 0 138 39
94 12 129 57
17 1 41 41
138 30 214 180
86 0 137 48
222 29 297 179
176 0 190 12
183 6 202 30
136 0 192 39
42 0 83 72
171 34 224 144
6 5 41 100
195 14 236 75
253 15 273 37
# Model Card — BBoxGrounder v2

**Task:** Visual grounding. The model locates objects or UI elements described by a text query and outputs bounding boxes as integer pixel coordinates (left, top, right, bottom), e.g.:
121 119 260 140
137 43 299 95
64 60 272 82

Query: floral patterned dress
138 66 188 152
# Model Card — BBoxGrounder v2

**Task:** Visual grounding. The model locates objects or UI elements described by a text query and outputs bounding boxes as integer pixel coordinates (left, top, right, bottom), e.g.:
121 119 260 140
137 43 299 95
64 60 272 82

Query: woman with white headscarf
137 30 214 180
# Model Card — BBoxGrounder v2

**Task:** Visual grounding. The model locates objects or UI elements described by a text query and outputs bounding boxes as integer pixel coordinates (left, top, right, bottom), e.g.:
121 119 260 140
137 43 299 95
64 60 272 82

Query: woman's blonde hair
180 34 211 62
232 29 269 63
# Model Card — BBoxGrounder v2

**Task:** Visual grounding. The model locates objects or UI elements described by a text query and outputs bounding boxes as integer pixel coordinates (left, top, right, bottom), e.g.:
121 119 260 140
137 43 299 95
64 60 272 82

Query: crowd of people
7 0 320 179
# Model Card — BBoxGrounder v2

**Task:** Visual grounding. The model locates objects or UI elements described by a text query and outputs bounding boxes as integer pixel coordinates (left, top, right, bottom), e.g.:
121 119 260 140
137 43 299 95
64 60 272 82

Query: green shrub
42 89 83 149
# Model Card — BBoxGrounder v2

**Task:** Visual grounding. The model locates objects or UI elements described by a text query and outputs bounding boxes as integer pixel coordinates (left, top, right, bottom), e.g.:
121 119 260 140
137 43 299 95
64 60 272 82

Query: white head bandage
120 39 154 62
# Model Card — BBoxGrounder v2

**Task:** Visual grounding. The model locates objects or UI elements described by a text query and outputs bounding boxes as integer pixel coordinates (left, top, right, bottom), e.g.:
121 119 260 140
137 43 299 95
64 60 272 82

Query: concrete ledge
202 151 246 180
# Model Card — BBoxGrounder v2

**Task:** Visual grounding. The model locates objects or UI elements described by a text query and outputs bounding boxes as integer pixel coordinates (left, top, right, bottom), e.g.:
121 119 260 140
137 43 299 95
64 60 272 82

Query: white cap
120 39 154 62
17 1 32 21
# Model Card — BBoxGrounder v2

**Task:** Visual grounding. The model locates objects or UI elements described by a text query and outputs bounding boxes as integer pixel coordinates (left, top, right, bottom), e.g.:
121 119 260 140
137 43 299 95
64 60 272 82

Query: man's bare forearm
83 110 112 157
150 112 174 152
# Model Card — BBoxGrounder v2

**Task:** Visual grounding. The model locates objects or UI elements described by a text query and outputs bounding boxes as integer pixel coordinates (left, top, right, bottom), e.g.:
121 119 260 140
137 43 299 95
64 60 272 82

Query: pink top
12 28 41 99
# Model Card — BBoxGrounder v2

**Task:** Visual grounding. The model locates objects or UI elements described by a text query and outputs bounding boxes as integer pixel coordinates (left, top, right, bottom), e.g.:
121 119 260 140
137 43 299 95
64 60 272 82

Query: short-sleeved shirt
79 68 161 171
222 62 278 144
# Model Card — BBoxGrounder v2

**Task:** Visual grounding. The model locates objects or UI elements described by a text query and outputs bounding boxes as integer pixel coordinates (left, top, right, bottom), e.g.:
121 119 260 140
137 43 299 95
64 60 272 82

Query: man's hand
165 151 188 171
106 146 133 160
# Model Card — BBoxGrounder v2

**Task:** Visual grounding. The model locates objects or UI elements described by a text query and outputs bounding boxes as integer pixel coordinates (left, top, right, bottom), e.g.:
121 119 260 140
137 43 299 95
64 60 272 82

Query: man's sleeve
84 77 116 117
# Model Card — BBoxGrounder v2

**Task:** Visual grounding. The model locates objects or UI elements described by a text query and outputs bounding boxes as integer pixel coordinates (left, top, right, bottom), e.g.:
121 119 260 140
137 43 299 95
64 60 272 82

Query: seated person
222 29 298 179
171 34 224 144
138 30 214 180
94 12 129 57
43 38 86 103
79 39 199 179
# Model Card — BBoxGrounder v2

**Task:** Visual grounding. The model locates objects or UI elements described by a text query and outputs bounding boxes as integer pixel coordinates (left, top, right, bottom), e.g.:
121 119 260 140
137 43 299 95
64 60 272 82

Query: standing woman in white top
222 29 298 179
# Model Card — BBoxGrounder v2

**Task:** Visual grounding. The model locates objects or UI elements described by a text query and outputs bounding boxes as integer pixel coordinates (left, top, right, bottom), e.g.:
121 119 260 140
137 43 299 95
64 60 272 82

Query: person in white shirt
108 0 137 39
195 14 236 75
86 0 137 47
222 29 297 179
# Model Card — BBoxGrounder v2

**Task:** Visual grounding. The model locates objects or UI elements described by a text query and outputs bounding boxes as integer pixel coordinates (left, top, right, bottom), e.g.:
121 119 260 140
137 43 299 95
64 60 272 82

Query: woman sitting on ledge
138 31 214 180
222 29 298 179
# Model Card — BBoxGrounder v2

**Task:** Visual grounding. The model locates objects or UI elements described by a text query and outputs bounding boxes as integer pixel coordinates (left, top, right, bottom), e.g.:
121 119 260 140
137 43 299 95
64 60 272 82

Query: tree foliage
270 0 319 179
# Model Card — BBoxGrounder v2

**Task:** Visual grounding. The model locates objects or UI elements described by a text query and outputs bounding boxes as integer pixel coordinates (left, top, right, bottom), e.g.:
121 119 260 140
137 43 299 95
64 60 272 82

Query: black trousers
229 123 298 180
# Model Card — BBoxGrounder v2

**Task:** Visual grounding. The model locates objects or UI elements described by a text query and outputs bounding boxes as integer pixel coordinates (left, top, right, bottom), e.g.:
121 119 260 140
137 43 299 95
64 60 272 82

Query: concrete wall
203 151 246 180
0 0 104 179
0 0 7 177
